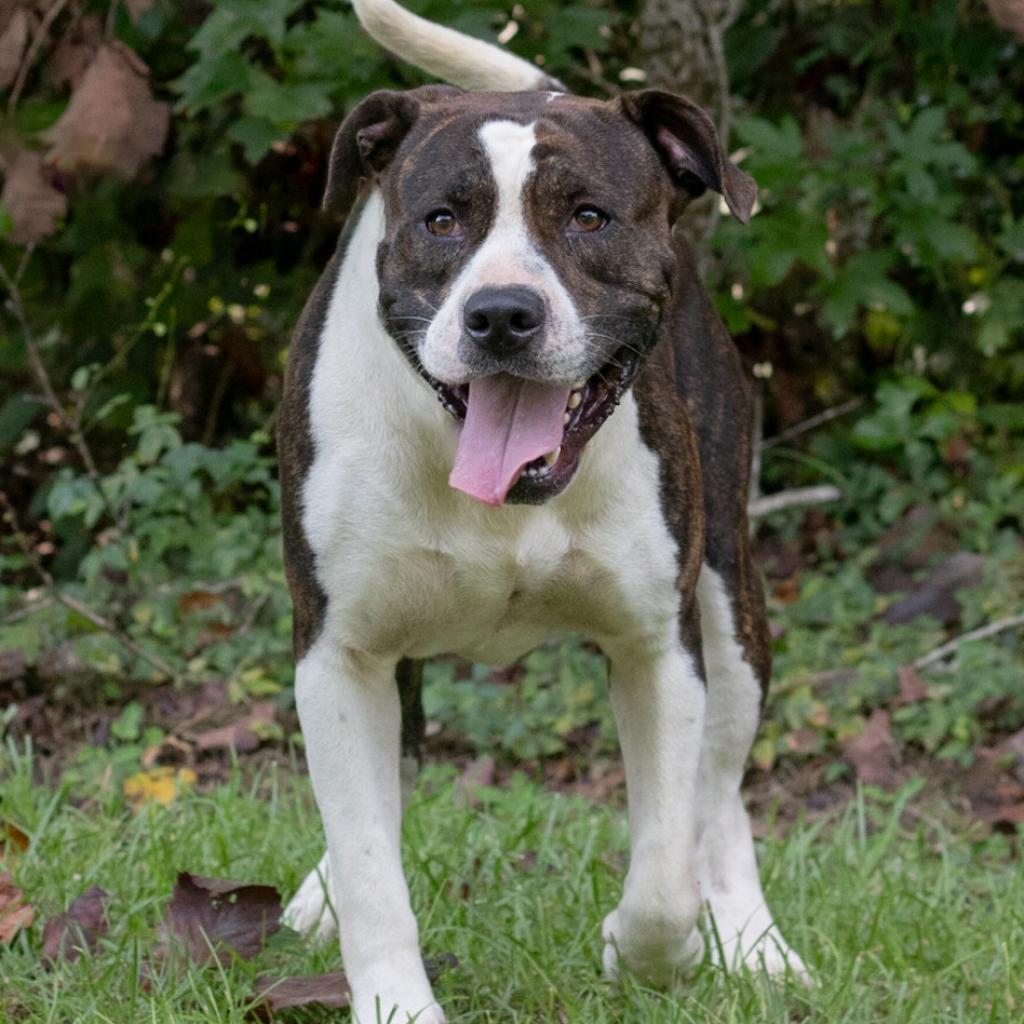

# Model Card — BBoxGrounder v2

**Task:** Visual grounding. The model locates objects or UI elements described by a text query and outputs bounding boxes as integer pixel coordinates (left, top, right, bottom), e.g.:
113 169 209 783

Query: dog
278 1 808 1019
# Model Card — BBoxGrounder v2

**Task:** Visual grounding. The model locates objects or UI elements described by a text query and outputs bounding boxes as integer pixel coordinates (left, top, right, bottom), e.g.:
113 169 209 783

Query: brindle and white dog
278 1 808 1019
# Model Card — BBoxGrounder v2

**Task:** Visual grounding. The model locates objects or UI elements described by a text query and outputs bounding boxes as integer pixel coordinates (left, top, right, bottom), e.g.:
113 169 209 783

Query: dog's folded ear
324 84 462 218
618 89 756 224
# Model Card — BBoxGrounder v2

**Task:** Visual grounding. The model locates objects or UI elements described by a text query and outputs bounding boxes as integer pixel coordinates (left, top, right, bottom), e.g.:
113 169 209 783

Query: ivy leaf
188 0 292 62
822 251 913 337
243 70 333 130
174 50 253 114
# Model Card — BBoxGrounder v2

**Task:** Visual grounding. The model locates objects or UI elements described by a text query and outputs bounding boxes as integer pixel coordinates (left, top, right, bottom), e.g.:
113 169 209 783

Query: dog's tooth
567 392 582 410
563 412 571 425
572 380 585 390
545 447 561 466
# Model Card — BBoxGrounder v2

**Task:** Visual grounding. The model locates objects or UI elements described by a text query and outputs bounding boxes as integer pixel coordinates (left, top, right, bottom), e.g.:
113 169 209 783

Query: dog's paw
601 904 705 988
281 862 338 943
713 927 812 985
351 988 446 1024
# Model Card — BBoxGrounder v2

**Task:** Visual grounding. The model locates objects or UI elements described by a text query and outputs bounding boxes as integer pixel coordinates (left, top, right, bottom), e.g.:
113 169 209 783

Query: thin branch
7 0 71 114
0 493 179 682
762 397 864 450
748 484 842 519
0 259 111 508
914 614 1024 670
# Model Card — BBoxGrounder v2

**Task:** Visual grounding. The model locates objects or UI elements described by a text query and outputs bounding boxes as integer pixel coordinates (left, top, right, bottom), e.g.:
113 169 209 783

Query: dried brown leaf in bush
0 7 33 90
893 665 928 707
988 0 1024 40
1 150 67 244
41 885 108 964
43 42 169 178
0 870 35 943
843 709 897 788
158 872 281 967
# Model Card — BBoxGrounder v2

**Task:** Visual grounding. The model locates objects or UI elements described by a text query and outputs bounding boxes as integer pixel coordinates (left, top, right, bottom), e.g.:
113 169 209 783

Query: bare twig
914 614 1024 670
761 397 864 450
748 484 842 519
0 259 118 527
2 597 55 624
0 493 179 681
7 0 71 114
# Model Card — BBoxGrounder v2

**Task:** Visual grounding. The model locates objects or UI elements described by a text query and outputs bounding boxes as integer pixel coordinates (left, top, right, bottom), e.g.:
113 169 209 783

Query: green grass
2 745 1022 1023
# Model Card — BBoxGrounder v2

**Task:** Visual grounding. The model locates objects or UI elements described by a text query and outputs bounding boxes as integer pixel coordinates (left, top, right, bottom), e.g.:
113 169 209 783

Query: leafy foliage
1 0 1021 780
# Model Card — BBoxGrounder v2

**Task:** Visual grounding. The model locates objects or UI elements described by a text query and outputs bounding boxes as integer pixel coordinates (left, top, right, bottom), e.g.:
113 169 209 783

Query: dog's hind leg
695 562 809 980
283 658 426 945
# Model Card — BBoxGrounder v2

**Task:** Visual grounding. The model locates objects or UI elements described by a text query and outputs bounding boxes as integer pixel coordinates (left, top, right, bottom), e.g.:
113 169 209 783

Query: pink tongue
449 375 571 506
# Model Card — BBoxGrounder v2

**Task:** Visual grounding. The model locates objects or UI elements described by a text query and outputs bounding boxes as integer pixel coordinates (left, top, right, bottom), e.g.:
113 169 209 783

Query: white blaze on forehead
479 119 536 230
419 119 587 384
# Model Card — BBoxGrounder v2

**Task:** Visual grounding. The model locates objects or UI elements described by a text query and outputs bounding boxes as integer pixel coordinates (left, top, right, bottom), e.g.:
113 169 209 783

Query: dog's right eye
425 209 461 237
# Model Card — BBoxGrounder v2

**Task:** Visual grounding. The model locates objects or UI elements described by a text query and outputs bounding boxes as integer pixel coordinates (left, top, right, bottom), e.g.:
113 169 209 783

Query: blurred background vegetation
0 0 1022 806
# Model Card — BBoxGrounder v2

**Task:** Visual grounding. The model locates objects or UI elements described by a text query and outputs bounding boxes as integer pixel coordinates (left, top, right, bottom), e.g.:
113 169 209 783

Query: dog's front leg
296 640 444 1024
602 639 707 987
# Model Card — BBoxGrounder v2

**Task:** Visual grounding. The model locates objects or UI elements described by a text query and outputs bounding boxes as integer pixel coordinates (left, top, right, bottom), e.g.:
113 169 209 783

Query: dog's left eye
425 209 461 237
569 206 609 233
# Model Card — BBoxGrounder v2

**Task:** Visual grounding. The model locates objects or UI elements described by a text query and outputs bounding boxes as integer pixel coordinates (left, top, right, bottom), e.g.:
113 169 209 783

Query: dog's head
325 87 755 506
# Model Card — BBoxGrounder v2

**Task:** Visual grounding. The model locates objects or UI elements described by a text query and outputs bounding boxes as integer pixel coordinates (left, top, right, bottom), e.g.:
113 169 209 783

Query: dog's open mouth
427 346 640 506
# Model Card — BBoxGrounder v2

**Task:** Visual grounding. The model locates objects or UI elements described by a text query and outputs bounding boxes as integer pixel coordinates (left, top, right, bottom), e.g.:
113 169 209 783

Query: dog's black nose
463 286 545 357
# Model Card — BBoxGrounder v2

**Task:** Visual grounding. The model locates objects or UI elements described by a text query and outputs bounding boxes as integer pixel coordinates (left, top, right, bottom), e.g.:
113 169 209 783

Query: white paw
281 858 338 943
602 904 705 988
711 924 812 984
351 987 446 1023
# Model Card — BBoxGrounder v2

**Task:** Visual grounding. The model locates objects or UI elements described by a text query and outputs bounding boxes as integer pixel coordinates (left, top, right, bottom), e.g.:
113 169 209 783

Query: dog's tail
351 0 563 92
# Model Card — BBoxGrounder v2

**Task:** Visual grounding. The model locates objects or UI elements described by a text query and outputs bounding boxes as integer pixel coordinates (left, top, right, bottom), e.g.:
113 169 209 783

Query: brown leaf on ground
892 665 929 707
249 971 351 1020
192 701 276 754
1 821 30 860
0 7 33 90
987 0 1024 40
158 872 281 967
43 42 169 178
249 957 456 1021
41 885 108 964
0 150 67 244
843 709 897 788
0 870 35 943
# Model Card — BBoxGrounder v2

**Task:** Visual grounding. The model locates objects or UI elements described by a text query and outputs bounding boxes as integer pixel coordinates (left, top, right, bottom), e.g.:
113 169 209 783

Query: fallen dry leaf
249 971 351 1019
43 42 169 178
892 665 929 707
843 709 897 788
0 7 33 90
123 766 197 812
41 885 108 964
988 0 1024 40
249 955 456 1021
0 820 30 861
158 872 281 967
192 701 276 754
0 870 35 943
1 149 68 244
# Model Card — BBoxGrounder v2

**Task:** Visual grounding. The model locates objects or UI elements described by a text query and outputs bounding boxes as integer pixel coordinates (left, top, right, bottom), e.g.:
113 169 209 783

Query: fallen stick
914 613 1024 670
748 484 842 519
